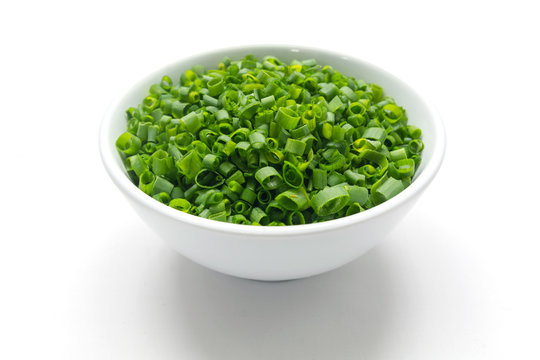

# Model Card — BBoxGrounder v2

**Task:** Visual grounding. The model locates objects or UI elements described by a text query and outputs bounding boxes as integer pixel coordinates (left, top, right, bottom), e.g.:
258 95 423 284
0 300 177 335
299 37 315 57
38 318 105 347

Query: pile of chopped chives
116 55 424 225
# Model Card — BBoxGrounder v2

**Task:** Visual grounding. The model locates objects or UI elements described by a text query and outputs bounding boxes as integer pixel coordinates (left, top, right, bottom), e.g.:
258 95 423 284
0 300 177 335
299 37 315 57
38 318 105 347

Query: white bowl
100 45 445 281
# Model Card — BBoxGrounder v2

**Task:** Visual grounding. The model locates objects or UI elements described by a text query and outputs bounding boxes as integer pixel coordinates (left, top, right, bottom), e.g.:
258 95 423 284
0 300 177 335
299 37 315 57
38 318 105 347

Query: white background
1 1 539 359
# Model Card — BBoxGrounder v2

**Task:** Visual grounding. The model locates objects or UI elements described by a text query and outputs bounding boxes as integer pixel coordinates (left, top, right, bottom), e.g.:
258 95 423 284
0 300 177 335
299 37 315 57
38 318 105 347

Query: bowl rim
99 44 446 237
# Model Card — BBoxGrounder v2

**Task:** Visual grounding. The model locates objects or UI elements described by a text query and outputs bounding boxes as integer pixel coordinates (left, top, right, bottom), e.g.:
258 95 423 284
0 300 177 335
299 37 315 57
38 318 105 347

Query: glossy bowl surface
100 45 445 280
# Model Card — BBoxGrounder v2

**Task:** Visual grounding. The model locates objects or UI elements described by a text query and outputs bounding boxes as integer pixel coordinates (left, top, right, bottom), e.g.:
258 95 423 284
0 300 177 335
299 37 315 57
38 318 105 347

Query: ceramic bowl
100 45 445 281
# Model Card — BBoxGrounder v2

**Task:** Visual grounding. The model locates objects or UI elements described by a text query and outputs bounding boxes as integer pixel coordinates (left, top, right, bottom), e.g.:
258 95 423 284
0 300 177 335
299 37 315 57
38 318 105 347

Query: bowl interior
102 45 444 234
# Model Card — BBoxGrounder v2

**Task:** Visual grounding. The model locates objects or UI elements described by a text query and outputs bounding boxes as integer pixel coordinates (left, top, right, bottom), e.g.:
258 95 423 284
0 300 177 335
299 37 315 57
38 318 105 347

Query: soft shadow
84 210 483 359
134 238 398 360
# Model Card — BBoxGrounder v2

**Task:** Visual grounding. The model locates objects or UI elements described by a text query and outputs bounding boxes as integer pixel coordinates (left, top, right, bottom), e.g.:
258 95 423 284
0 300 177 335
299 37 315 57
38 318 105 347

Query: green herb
116 55 424 225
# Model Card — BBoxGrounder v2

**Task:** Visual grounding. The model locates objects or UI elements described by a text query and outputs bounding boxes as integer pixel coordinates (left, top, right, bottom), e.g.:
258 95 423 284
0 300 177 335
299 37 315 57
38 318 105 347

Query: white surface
100 45 445 280
1 0 539 358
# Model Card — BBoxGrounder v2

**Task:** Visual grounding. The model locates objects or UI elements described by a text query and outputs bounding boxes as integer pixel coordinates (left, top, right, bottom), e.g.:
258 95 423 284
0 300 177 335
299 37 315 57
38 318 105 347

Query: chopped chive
116 55 423 225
